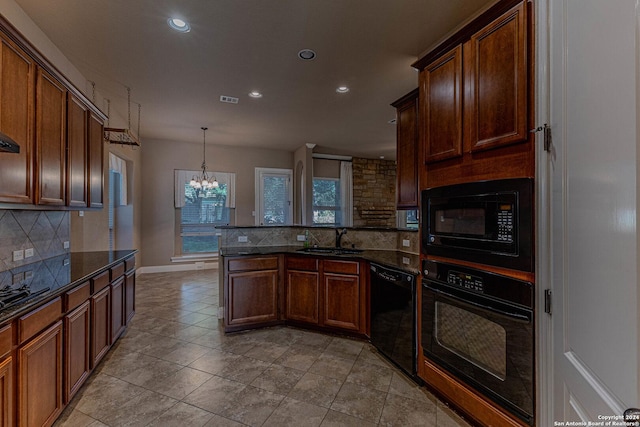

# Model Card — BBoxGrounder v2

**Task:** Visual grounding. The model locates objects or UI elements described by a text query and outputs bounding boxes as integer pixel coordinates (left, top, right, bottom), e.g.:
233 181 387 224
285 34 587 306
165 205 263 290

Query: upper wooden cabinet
465 1 528 153
35 68 67 206
88 112 104 209
66 95 88 207
0 33 34 204
392 89 419 209
0 17 106 209
420 46 463 164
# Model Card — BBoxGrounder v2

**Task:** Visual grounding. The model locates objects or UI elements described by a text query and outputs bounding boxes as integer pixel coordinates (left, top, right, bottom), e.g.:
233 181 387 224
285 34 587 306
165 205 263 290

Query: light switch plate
238 236 248 243
402 239 410 247
402 257 410 265
24 270 33 280
296 235 306 241
12 272 23 285
13 249 24 262
25 248 34 258
63 241 70 249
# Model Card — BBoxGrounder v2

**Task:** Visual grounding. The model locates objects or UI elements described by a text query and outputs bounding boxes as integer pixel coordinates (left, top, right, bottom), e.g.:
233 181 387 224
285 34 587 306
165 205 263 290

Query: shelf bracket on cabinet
530 123 552 152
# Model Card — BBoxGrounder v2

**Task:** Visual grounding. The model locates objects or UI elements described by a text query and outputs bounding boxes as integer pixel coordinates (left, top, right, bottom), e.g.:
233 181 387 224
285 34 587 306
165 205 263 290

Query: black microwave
422 178 533 272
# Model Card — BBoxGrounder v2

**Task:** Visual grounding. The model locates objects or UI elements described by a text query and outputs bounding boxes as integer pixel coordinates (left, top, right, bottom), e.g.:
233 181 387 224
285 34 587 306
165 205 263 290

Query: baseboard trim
138 262 219 274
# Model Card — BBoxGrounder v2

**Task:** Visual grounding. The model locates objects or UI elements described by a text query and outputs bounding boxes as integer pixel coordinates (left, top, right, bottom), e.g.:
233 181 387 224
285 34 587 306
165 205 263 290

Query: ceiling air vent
220 95 239 104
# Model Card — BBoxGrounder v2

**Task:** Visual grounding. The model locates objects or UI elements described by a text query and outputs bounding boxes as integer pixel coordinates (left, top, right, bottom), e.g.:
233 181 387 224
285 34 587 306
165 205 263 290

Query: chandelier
189 127 218 189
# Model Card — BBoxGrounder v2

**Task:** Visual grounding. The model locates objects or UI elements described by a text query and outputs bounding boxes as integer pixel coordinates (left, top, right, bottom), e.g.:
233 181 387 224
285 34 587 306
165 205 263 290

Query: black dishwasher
370 262 419 382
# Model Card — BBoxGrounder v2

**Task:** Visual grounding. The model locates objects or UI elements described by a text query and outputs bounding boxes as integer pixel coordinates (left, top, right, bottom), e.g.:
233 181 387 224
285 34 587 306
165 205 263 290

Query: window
181 183 229 254
397 209 419 230
255 168 293 226
174 170 235 256
313 178 341 225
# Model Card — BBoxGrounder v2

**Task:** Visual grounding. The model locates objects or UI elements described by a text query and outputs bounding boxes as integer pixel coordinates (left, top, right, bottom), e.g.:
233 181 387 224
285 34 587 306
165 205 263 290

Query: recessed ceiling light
248 91 263 98
168 17 190 33
298 49 316 60
336 86 350 94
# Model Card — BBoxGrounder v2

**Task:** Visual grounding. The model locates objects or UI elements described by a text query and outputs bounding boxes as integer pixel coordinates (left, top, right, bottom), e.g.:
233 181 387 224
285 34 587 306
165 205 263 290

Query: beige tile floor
54 270 473 427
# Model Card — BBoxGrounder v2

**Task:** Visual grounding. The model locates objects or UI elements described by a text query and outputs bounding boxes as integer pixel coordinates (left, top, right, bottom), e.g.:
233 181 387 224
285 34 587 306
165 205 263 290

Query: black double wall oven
421 178 535 425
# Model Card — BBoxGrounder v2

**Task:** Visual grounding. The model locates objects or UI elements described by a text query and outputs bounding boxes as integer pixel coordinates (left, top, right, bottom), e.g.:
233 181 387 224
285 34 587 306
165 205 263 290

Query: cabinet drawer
0 324 12 359
125 256 136 272
323 260 359 275
92 270 109 293
65 281 90 312
18 297 62 345
110 262 125 281
228 256 279 272
286 257 318 271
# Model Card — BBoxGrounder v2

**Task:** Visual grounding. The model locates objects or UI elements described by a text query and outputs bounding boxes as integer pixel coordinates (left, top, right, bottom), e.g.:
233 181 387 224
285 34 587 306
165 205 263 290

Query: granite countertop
220 246 420 275
0 249 137 324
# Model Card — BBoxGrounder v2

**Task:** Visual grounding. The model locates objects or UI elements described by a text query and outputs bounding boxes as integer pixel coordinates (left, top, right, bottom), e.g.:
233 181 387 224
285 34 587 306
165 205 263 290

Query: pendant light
189 127 218 189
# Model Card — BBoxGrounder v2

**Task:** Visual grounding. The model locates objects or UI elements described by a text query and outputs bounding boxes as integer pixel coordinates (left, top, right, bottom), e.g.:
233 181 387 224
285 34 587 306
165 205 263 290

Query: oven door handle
427 285 532 322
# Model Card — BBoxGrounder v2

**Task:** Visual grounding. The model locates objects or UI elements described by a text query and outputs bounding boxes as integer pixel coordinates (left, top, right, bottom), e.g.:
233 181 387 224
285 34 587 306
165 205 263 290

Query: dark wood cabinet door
66 95 88 207
394 90 419 208
0 357 13 427
35 68 66 206
421 45 463 164
322 273 361 332
285 270 320 324
227 270 278 326
64 300 90 403
18 321 63 427
125 271 135 324
465 1 528 152
0 34 34 204
88 112 104 208
90 286 110 368
110 277 125 342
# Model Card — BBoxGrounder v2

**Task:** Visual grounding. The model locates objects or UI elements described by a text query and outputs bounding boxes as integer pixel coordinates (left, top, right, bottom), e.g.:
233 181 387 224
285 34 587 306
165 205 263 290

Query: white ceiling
14 0 494 159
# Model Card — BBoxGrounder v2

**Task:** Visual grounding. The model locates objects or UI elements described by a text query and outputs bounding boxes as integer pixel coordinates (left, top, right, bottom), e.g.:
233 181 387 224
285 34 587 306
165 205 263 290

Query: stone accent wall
352 158 396 228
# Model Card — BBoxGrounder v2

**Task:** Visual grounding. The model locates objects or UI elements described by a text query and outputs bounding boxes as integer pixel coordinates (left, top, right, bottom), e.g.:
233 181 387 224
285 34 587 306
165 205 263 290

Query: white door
255 168 293 226
544 0 640 422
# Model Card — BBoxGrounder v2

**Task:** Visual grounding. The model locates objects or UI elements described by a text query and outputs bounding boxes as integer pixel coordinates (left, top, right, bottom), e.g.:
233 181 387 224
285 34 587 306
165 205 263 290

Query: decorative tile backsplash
218 226 419 254
0 210 70 273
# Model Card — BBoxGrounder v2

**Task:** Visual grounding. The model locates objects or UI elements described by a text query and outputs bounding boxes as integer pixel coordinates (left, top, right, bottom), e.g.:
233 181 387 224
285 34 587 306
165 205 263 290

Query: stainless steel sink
296 247 363 255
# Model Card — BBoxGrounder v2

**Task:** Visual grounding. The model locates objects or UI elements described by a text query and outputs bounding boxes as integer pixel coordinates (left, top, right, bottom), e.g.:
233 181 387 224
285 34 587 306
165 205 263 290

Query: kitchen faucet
335 228 347 248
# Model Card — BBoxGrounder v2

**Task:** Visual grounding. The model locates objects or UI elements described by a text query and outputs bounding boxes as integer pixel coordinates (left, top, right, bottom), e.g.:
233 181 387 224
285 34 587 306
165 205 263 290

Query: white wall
140 138 293 267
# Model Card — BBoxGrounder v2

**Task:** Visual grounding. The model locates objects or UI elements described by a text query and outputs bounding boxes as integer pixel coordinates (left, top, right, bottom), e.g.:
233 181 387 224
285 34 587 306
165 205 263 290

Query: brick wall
352 158 396 228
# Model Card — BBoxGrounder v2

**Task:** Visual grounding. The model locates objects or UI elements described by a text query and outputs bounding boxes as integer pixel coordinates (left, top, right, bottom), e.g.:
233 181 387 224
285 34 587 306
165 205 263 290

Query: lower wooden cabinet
227 270 279 326
110 277 125 342
18 321 63 427
323 273 361 332
64 301 90 403
285 270 320 324
90 286 110 368
125 271 135 324
0 357 13 427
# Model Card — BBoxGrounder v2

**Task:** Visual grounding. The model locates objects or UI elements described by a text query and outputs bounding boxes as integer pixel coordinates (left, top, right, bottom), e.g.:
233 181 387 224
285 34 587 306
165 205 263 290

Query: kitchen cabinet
283 256 367 335
225 256 282 332
0 16 107 209
125 270 136 324
110 276 125 342
35 68 66 206
90 285 110 368
18 320 63 427
0 356 12 427
415 0 533 187
285 257 320 325
87 112 104 209
63 300 90 403
322 260 365 333
66 95 88 207
0 33 34 204
420 46 463 164
392 89 420 208
465 1 528 153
